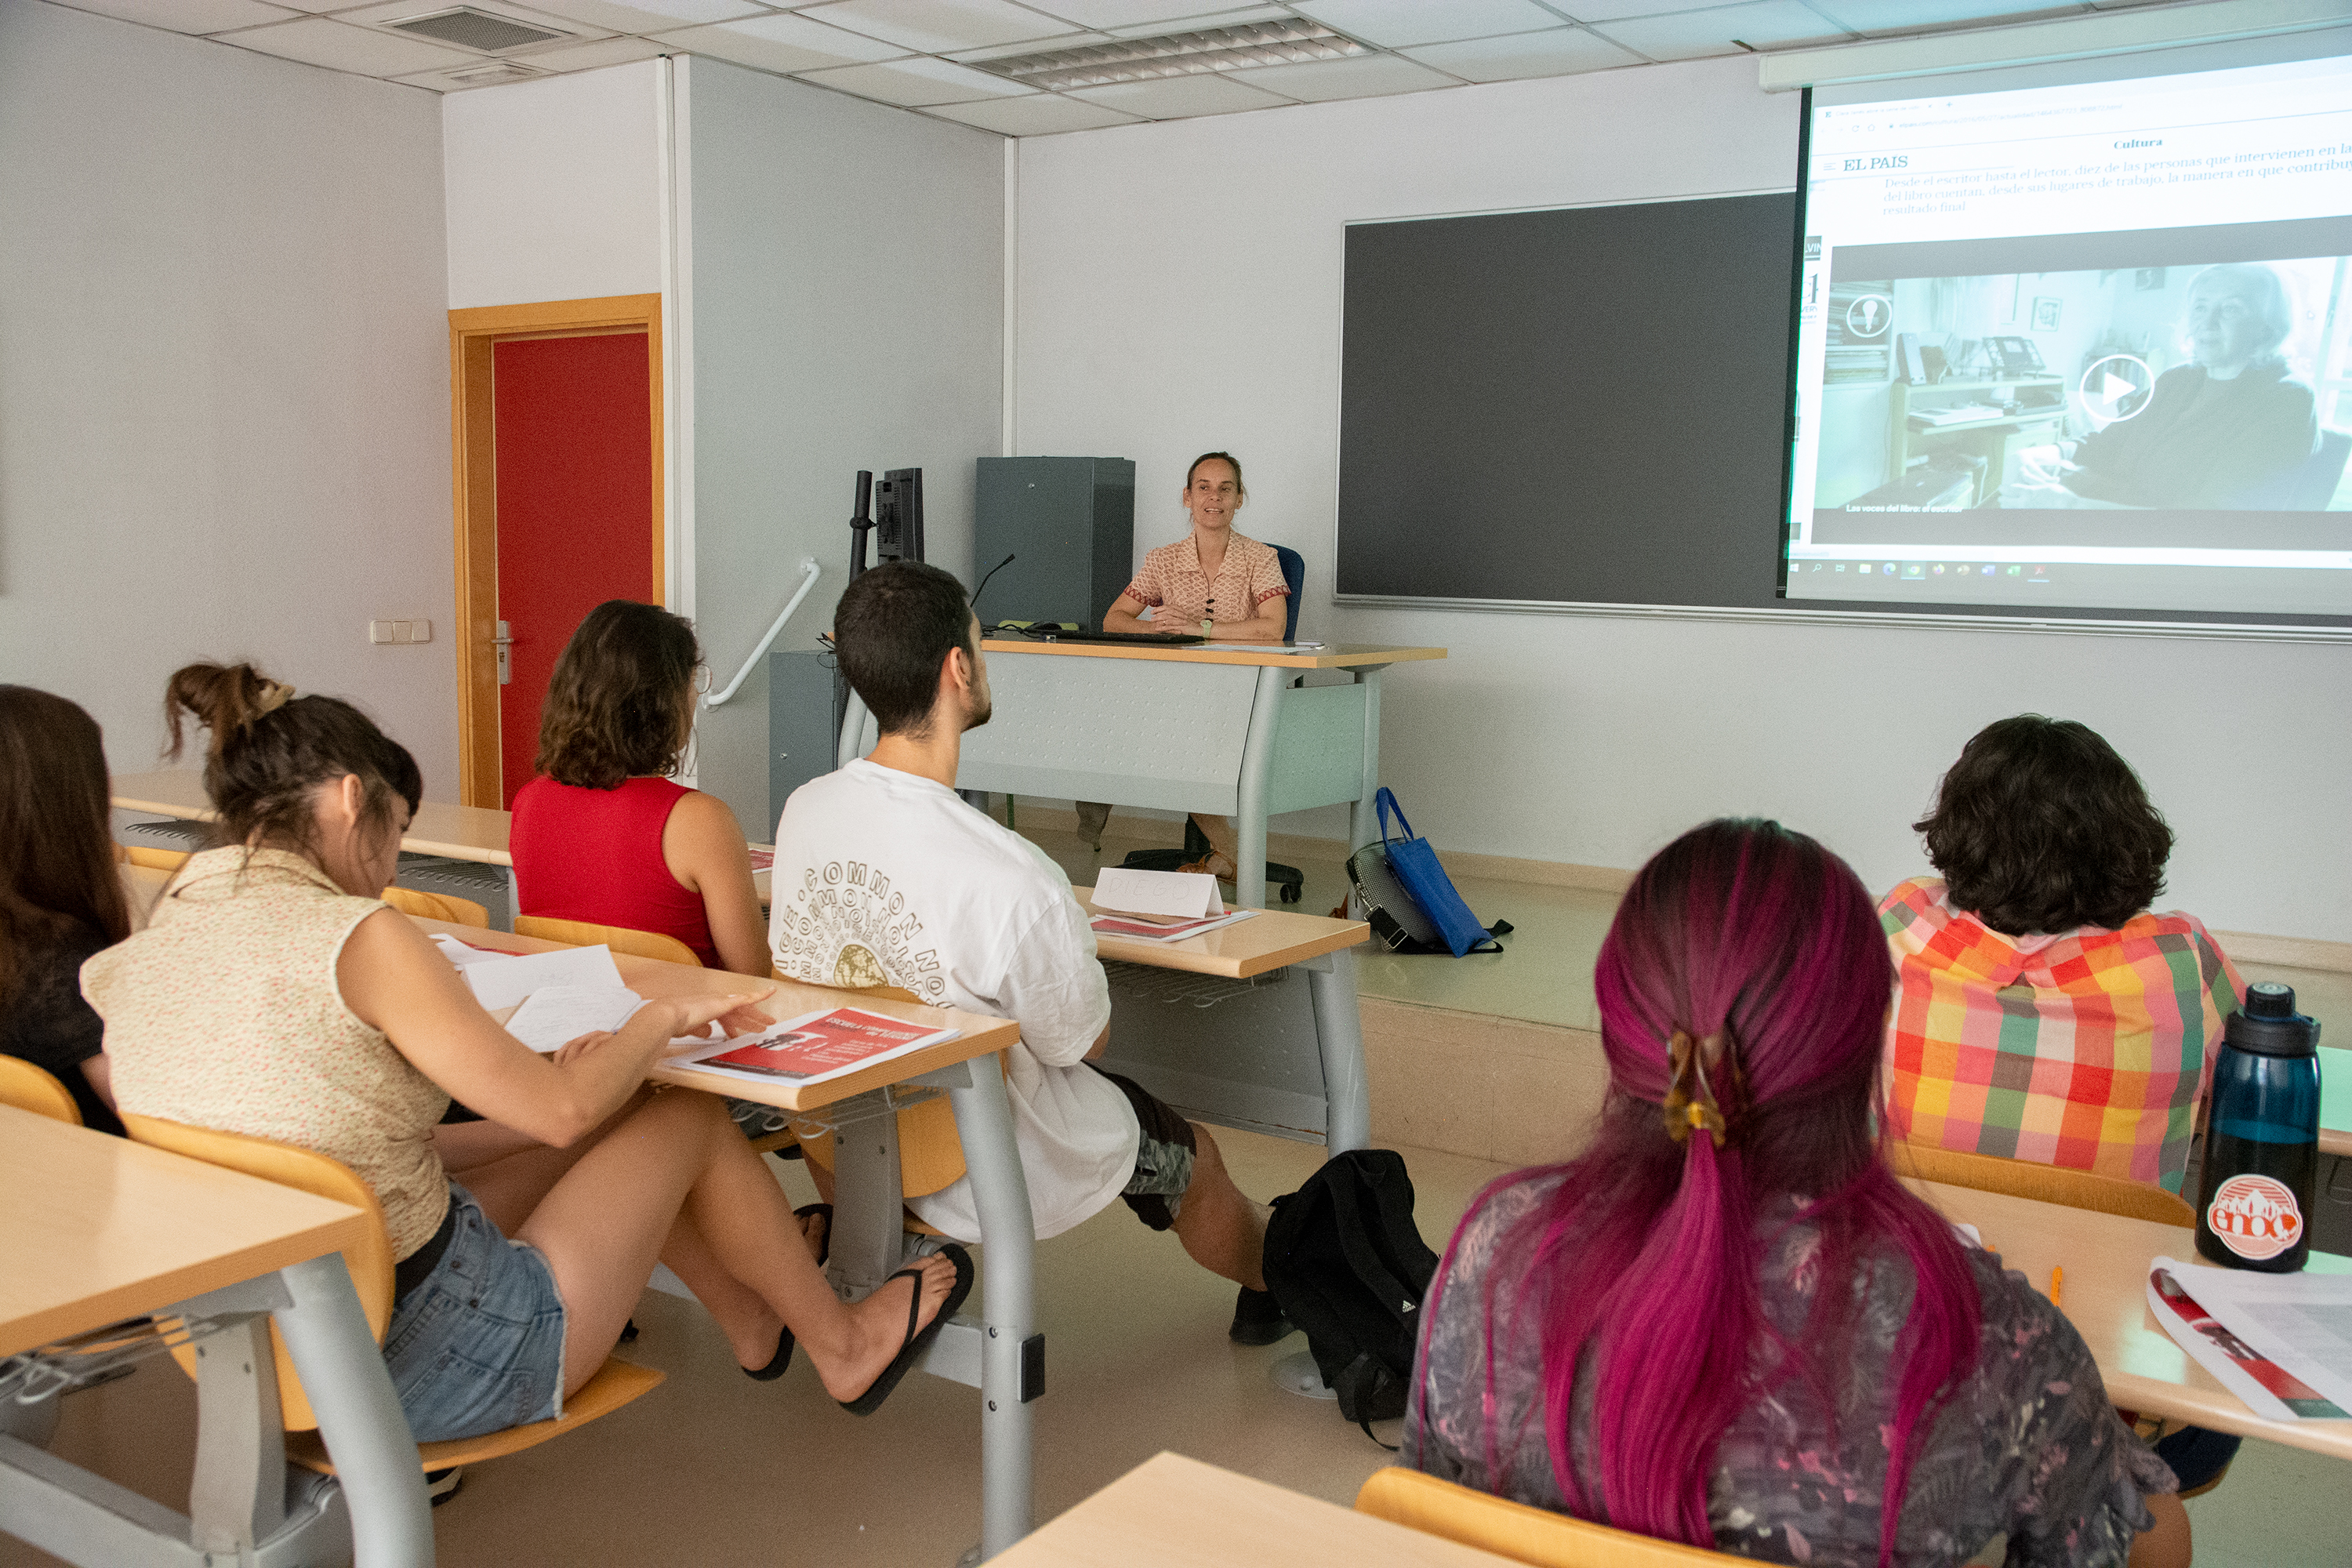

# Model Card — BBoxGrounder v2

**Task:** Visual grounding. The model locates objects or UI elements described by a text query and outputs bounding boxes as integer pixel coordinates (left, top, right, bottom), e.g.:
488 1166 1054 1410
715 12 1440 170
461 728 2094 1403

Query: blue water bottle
2194 982 2321 1273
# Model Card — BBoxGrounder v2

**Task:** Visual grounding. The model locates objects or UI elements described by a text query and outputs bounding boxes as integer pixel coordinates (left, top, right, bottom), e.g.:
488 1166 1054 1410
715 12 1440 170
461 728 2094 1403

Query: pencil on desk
2049 1266 2063 1309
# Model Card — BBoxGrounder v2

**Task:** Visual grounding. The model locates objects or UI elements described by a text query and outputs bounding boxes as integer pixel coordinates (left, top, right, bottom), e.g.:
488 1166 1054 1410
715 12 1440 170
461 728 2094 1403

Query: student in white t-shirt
771 561 1289 1343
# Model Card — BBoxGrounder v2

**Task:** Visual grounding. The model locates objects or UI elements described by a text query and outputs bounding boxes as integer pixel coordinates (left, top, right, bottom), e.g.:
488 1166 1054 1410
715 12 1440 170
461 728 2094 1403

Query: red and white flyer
2146 1258 2352 1421
677 1005 958 1088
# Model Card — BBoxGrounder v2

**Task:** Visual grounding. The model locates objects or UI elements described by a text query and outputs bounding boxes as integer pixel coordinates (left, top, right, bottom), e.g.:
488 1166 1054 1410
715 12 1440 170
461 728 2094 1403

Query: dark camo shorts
1090 1065 1197 1231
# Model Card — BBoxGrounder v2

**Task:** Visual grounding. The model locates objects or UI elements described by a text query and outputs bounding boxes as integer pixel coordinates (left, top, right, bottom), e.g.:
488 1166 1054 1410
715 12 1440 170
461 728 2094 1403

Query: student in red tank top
510 601 768 977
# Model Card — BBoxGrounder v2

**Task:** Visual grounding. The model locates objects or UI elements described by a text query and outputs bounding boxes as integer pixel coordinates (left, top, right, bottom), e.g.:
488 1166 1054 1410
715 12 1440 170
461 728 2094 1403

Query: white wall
683 57 1004 838
0 0 457 793
443 61 665 310
1013 53 2352 941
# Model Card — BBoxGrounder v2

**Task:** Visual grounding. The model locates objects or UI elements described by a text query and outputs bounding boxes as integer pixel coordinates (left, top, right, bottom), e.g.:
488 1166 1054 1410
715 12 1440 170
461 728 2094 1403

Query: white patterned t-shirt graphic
768 759 1134 1243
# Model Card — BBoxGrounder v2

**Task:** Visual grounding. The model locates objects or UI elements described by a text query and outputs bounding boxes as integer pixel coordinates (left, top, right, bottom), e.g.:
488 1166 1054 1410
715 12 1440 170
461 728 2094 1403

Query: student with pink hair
1404 818 2188 1567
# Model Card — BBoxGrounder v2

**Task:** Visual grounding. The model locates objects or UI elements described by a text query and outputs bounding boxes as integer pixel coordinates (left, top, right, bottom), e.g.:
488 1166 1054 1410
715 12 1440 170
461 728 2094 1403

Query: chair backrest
1356 1468 1739 1566
1886 1140 2195 1227
1273 545 1305 641
380 884 490 928
516 915 701 966
122 844 191 871
0 1055 82 1124
121 1113 395 1432
782 981 969 1196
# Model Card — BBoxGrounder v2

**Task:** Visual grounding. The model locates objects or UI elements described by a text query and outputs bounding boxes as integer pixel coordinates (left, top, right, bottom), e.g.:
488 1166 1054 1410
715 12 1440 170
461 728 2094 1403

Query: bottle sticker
2207 1173 2304 1261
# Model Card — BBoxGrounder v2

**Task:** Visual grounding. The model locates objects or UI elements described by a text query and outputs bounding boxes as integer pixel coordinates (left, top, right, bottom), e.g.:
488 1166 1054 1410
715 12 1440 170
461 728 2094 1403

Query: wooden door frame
448 293 663 809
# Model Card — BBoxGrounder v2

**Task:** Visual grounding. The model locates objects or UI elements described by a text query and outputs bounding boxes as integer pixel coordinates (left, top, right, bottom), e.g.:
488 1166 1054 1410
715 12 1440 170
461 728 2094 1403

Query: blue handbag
1372 788 1499 958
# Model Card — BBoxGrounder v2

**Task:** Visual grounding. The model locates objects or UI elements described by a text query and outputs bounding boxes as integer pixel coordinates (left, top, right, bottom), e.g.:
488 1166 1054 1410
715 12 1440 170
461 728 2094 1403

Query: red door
492 332 654 808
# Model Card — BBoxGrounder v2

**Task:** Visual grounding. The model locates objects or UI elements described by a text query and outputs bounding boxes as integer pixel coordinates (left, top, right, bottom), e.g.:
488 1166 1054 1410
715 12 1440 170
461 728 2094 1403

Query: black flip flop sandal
837 1244 973 1417
794 1203 833 1268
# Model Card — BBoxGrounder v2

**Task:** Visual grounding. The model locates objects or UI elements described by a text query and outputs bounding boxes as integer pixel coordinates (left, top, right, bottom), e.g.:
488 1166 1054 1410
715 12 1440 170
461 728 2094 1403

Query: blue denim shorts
381 1182 566 1443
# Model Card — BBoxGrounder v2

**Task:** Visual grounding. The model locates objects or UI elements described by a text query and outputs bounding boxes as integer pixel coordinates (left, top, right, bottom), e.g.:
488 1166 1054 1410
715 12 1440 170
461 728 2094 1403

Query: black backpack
1261 1149 1439 1442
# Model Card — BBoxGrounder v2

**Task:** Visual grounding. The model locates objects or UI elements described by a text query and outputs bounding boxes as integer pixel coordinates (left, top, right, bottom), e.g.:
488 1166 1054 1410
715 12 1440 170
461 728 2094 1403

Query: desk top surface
1915 1179 2352 1462
115 771 514 866
1074 888 1366 978
988 1451 1518 1566
410 917 1021 1112
0 1105 370 1359
978 639 1444 670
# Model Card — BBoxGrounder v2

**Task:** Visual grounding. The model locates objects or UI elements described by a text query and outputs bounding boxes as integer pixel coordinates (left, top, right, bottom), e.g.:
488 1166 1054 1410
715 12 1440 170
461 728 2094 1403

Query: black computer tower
975 457 1135 628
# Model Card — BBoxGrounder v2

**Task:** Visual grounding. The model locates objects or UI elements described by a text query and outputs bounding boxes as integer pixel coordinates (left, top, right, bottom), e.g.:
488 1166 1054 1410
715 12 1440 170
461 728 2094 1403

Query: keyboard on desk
995 628 1206 647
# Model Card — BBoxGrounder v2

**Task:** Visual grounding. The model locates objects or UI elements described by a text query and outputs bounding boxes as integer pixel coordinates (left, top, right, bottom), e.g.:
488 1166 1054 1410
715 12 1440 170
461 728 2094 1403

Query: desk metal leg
1305 946 1370 1155
946 1053 1037 1560
496 864 518 934
1235 666 1285 912
825 1094 910 1304
273 1254 433 1568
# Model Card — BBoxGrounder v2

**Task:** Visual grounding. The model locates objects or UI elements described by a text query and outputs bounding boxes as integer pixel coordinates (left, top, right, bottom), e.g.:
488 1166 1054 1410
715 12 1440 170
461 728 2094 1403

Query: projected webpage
1784 48 2352 619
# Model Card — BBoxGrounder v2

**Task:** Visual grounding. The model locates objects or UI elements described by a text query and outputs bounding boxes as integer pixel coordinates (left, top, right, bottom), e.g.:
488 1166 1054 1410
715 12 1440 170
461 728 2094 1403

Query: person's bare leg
2129 1493 2190 1568
437 1094 652 1236
1167 1123 1268 1290
517 1089 956 1403
1075 800 1112 852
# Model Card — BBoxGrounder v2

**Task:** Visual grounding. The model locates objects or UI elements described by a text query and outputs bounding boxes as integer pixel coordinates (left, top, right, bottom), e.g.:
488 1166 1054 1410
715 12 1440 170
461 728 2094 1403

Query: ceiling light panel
801 0 1081 53
976 20 1369 91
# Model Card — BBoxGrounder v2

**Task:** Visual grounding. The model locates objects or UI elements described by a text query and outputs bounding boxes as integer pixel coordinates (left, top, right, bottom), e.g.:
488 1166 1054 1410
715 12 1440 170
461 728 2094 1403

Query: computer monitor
876 468 924 564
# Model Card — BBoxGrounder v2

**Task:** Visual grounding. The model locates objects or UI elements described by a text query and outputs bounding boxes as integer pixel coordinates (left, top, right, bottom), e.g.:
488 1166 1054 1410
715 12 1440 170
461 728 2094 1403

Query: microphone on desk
971 553 1014 626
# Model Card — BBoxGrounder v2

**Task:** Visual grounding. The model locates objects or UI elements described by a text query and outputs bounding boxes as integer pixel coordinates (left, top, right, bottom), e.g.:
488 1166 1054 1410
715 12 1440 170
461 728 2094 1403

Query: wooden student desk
835 641 1446 911
408 917 1042 1558
1917 1179 2352 1464
0 1105 433 1567
110 771 778 932
989 1451 1517 1567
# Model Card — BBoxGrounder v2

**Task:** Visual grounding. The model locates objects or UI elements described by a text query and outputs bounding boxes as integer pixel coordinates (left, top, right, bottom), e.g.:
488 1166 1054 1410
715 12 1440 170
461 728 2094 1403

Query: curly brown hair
535 601 701 789
1915 715 2172 937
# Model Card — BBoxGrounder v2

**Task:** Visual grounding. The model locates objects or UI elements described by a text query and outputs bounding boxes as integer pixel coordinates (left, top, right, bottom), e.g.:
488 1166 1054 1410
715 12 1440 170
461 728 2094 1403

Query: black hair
833 561 975 737
535 600 702 789
0 687 130 1011
164 662 423 866
1915 714 2172 936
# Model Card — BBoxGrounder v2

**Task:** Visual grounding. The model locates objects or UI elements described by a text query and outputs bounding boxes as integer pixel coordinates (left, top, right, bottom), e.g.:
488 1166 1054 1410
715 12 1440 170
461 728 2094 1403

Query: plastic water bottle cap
2245 982 2298 1020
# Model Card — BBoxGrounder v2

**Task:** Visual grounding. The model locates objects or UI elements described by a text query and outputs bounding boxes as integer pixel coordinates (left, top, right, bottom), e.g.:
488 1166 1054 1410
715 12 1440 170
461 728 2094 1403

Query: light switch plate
368 620 396 644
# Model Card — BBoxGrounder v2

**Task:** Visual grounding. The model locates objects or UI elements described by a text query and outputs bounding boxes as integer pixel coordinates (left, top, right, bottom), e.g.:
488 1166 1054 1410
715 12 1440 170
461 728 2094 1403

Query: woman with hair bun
512 600 766 976
0 685 132 1134
85 663 965 1443
1407 818 2187 1567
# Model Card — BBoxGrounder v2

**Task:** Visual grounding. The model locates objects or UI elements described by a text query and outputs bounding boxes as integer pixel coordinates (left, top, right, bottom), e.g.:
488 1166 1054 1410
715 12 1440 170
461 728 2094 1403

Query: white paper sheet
2147 1255 2352 1418
430 932 506 967
458 945 626 1012
1092 867 1223 920
502 985 646 1053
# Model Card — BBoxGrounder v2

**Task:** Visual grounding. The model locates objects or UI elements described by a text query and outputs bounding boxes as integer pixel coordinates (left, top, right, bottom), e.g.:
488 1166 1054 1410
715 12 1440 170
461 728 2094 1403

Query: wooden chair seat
123 1113 662 1472
379 884 489 928
0 1056 82 1124
1357 1468 1740 1566
516 915 700 967
287 1357 664 1474
122 844 192 871
1886 1141 2195 1227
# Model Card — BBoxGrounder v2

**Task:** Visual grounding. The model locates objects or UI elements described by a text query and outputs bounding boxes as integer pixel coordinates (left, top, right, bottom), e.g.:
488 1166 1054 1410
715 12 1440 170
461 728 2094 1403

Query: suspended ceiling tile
1402 25 1640 82
923 93 1149 132
800 0 1081 53
1809 0 2071 31
1592 1 1851 60
1548 0 1719 18
1066 69 1294 115
652 12 909 71
796 53 1042 104
496 32 673 67
514 0 768 31
216 13 484 72
1103 5 1294 35
1292 0 1568 49
1035 0 1282 25
950 31 1115 60
48 0 299 33
1235 51 1461 100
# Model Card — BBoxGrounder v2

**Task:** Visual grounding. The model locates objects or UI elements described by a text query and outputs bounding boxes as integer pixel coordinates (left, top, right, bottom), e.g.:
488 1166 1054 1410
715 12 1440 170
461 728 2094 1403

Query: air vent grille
386 7 568 53
975 20 1366 93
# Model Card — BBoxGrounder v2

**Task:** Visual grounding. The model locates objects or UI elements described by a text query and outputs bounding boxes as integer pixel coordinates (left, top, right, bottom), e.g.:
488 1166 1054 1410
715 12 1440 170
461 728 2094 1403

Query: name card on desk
1094 867 1223 922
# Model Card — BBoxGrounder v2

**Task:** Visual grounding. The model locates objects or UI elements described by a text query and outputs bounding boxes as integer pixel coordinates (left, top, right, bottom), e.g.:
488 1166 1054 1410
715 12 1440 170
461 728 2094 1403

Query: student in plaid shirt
1881 716 2245 1197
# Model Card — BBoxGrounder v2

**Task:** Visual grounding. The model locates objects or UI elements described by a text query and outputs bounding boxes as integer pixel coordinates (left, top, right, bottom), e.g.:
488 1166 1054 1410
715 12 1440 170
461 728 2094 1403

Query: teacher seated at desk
1086 452 1291 876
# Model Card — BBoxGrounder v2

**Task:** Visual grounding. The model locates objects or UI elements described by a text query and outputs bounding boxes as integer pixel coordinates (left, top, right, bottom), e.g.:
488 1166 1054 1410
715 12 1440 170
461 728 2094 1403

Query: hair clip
1664 1029 1735 1149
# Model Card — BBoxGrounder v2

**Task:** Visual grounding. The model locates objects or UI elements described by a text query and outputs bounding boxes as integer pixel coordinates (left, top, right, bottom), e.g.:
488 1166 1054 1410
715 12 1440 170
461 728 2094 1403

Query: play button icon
2078 354 2154 425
